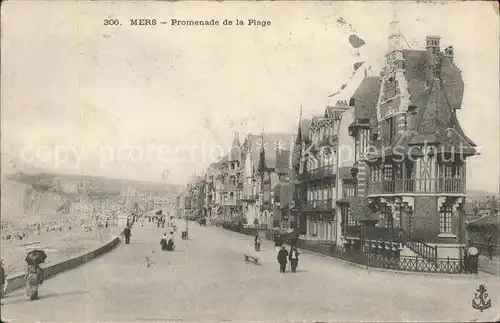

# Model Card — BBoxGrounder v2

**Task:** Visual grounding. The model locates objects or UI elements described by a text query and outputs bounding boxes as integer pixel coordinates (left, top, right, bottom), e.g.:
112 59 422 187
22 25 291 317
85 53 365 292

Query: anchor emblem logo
472 284 492 312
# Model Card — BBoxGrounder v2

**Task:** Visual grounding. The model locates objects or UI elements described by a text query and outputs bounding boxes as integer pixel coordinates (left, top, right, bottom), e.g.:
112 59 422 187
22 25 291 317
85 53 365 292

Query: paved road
2 220 499 322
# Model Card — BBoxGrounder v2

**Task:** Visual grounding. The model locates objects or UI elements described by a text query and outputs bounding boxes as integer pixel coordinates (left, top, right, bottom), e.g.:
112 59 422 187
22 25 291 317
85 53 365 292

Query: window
439 205 453 233
387 117 396 141
405 161 415 179
349 98 355 107
440 163 461 179
347 206 357 226
383 163 393 181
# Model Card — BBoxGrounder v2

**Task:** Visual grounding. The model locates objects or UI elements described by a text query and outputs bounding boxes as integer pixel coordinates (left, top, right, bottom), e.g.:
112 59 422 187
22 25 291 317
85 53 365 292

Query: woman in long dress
160 233 168 251
166 232 175 251
25 262 43 300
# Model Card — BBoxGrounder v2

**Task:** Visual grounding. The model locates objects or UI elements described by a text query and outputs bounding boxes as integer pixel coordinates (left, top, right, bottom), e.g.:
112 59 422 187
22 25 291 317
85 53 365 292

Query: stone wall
413 196 438 242
4 234 122 294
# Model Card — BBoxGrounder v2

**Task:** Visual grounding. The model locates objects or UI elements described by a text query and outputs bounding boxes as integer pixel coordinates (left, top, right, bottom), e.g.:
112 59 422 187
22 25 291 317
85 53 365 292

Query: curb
4 228 125 295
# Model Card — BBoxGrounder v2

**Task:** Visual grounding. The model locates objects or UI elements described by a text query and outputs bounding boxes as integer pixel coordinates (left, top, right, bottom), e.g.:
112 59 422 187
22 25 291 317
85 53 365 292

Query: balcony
302 199 335 211
302 165 337 183
240 194 258 201
367 178 465 195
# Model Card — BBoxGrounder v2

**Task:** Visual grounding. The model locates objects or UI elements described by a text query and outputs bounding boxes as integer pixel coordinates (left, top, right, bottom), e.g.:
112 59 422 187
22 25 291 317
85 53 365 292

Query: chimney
444 46 454 61
425 35 441 52
426 35 441 81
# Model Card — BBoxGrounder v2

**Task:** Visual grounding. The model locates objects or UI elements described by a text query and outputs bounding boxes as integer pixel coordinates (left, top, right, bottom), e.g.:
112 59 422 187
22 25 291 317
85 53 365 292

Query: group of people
253 232 301 273
160 232 175 251
277 246 300 273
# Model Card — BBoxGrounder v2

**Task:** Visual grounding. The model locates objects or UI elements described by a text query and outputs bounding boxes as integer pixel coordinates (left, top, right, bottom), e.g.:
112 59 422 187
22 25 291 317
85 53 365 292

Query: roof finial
388 7 402 52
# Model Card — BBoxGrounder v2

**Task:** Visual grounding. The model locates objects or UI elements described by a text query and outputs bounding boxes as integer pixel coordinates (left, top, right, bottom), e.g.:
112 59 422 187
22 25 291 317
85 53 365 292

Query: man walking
289 246 299 273
277 246 288 273
124 226 132 244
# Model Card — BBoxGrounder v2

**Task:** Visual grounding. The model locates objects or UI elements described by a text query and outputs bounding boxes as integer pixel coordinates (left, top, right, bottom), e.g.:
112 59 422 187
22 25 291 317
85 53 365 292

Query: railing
296 240 477 274
342 187 356 198
437 178 465 193
399 228 437 261
310 165 337 181
218 225 477 274
394 178 415 192
368 178 465 195
302 199 335 211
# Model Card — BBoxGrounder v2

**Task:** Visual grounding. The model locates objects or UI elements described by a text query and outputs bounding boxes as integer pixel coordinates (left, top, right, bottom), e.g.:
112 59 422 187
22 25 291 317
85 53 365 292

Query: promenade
2 220 499 322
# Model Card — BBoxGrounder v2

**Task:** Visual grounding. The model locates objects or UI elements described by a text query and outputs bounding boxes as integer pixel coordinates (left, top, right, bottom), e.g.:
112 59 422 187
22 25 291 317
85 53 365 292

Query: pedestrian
277 246 288 273
0 259 6 304
274 232 283 253
25 259 44 301
254 235 261 252
124 226 132 244
160 233 168 251
166 231 175 251
289 246 299 273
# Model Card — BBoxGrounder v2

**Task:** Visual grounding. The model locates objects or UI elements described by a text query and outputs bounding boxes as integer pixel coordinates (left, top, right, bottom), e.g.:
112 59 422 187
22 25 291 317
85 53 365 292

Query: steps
400 246 419 258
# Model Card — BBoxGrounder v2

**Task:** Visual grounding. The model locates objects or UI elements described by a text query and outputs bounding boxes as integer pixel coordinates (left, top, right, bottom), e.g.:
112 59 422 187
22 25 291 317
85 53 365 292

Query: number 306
104 19 120 26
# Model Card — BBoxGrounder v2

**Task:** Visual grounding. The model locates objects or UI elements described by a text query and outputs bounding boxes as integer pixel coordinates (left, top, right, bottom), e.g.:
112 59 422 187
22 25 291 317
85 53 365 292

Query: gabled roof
295 118 312 144
352 76 381 120
399 76 476 151
325 106 347 120
402 49 464 112
359 48 475 155
245 133 294 170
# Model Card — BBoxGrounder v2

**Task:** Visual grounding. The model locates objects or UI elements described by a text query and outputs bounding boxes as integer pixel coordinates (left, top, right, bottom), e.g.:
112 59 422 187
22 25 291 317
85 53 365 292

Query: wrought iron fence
218 225 478 274
399 228 438 261
297 240 477 274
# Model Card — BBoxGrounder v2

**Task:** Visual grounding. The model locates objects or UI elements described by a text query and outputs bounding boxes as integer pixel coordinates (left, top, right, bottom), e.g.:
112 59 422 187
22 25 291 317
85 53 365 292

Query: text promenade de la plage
104 18 272 27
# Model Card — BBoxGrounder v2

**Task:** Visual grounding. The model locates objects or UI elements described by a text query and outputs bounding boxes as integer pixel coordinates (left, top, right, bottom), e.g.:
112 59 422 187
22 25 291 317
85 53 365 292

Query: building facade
341 18 476 258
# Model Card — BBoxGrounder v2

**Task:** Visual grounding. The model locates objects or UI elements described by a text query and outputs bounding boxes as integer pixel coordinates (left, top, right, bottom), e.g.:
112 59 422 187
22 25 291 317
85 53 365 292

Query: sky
1 1 499 193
